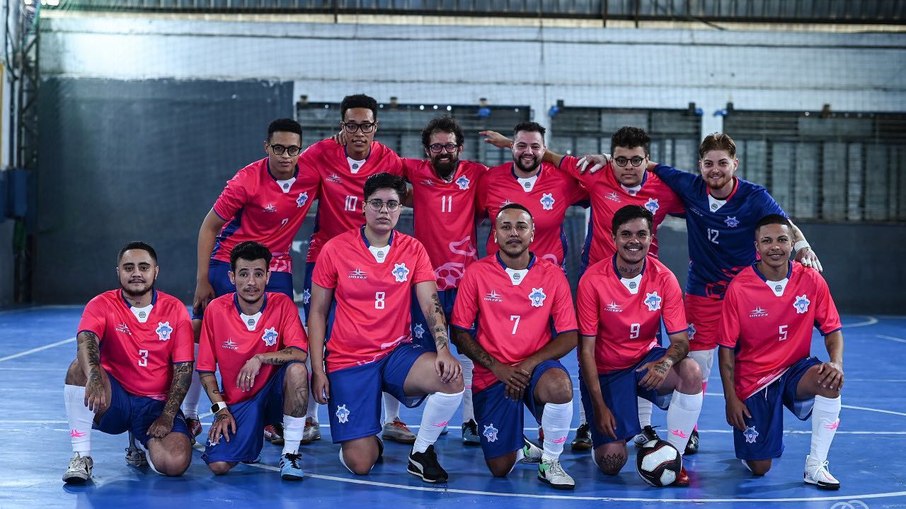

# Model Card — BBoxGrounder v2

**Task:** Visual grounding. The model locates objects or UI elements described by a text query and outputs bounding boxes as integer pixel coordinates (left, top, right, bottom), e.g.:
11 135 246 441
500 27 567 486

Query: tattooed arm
236 347 308 392
415 281 461 383
452 327 526 401
636 330 689 391
199 371 236 443
77 330 110 414
147 361 194 438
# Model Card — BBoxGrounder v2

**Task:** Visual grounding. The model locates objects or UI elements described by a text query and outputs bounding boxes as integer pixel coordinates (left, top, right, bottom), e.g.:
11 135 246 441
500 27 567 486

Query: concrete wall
28 12 906 311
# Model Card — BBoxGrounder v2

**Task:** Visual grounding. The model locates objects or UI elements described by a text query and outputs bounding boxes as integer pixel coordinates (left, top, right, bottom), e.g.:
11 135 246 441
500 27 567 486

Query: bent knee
594 447 627 475
747 460 772 476
345 458 375 476
286 361 309 380
208 461 233 475
678 359 703 385
438 378 465 394
65 360 85 385
538 370 573 404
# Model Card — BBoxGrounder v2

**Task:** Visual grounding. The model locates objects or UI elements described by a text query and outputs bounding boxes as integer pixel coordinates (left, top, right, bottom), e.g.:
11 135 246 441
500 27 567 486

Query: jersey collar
233 292 268 315
510 163 543 180
120 288 157 308
751 260 793 282
360 226 395 247
495 252 536 271
707 177 739 202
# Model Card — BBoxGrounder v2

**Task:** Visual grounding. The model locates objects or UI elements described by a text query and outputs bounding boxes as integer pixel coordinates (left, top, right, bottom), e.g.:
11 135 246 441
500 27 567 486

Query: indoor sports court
0 1 903 508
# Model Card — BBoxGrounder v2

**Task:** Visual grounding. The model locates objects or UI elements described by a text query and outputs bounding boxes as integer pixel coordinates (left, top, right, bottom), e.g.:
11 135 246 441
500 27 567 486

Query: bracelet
794 240 811 252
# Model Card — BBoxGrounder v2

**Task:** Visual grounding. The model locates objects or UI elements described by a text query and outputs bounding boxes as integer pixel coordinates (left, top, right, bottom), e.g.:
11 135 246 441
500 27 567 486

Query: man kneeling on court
197 241 310 480
451 204 579 490
576 206 703 487
63 242 194 483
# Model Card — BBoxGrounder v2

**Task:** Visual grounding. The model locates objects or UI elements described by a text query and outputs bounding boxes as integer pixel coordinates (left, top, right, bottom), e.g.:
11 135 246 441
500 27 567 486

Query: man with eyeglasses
186 118 318 445
308 173 463 483
298 93 408 447
402 116 488 445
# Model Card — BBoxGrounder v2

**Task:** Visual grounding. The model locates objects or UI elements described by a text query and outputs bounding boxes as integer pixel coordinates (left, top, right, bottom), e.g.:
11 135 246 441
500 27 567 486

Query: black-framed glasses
269 144 301 157
614 156 646 168
367 199 400 212
428 143 460 153
342 122 377 134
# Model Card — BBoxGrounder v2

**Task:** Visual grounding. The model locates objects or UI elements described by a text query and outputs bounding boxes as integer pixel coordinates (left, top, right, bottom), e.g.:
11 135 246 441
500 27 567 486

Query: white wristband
794 240 811 252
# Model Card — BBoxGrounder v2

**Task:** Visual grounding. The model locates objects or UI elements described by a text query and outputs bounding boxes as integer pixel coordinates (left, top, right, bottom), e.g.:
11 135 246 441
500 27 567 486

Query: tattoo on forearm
663 341 688 368
426 293 449 351
453 331 496 370
162 362 193 417
78 331 102 369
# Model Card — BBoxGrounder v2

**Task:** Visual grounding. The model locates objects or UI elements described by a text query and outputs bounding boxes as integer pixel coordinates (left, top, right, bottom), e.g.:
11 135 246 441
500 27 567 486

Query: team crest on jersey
155 322 173 341
222 338 239 351
529 288 547 307
348 268 367 280
725 216 740 228
687 323 696 340
540 193 555 211
336 404 351 424
392 263 410 283
643 292 662 311
605 191 620 203
743 426 759 444
749 307 768 318
484 290 503 303
264 203 277 213
605 302 623 313
116 323 132 335
413 323 425 339
326 173 342 183
261 327 278 347
455 175 471 190
483 424 499 443
794 294 811 314
296 192 309 208
302 289 311 304
644 198 660 214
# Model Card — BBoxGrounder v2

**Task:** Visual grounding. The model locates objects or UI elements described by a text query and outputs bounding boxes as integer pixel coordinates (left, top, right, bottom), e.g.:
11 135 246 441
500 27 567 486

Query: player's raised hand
816 361 844 392
479 130 513 149
209 409 237 444
84 369 110 415
592 405 618 440
193 279 216 315
434 348 462 384
795 246 824 272
576 154 610 174
725 395 751 431
311 371 330 404
330 130 348 146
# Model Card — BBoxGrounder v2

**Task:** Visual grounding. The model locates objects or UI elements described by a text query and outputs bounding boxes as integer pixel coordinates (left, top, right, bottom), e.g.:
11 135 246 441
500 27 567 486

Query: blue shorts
202 363 293 464
192 259 294 319
410 288 458 353
326 343 428 443
94 374 191 447
473 360 568 460
733 356 820 461
580 347 674 446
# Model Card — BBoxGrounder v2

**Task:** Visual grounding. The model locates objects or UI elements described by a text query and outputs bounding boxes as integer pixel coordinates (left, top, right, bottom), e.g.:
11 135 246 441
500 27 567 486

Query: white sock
65 385 95 455
282 415 305 456
541 401 572 462
413 390 463 453
305 356 319 422
638 397 653 428
666 391 703 454
459 355 475 422
382 392 401 425
810 395 841 463
181 367 202 420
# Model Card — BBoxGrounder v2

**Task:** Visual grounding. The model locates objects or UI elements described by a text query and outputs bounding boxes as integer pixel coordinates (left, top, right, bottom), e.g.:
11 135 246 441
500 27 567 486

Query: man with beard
197 241 310 480
576 206 702 487
403 116 487 445
451 204 579 489
63 242 194 483
308 173 463 483
477 122 587 268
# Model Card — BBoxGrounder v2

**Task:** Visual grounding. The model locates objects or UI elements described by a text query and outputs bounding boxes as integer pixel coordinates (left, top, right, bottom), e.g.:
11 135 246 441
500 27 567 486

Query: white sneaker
804 455 840 490
538 459 575 490
301 419 321 444
520 437 543 464
63 452 93 484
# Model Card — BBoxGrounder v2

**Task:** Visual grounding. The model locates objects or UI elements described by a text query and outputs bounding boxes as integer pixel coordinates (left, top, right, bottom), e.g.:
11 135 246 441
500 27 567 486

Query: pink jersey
403 158 486 290
211 158 320 273
577 256 686 373
300 139 403 263
312 228 435 372
451 254 578 393
561 156 684 265
77 289 193 400
478 162 587 266
196 292 308 404
718 262 842 400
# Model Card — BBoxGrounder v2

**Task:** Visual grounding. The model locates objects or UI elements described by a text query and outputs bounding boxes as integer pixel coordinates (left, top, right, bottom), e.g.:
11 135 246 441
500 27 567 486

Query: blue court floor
1 306 904 509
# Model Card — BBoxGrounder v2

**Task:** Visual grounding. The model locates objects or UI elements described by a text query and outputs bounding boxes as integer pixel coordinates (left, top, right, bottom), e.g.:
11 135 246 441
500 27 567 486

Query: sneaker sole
804 477 840 490
407 464 447 483
300 433 321 445
281 472 305 481
570 441 592 452
538 476 575 490
62 475 91 484
383 433 416 444
462 437 481 446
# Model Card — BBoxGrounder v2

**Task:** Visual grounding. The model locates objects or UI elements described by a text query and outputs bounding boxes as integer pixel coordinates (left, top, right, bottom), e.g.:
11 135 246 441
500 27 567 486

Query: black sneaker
684 429 699 456
570 422 592 451
407 444 448 483
632 425 660 447
462 419 480 446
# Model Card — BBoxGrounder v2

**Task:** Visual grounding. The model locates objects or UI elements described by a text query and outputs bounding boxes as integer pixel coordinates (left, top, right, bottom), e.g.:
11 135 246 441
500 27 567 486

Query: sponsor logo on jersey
348 268 367 280
116 323 132 335
749 306 768 318
605 301 623 313
605 191 620 202
264 203 277 213
484 290 503 303
327 173 342 184
222 338 239 351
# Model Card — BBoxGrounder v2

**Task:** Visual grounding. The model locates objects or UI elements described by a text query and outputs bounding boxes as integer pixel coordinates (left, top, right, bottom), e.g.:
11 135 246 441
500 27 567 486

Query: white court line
246 461 906 503
877 334 906 344
842 404 906 417
843 316 879 328
0 337 76 363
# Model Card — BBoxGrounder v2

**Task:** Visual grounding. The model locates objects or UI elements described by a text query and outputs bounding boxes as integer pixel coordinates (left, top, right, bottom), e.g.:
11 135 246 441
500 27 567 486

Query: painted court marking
0 337 76 363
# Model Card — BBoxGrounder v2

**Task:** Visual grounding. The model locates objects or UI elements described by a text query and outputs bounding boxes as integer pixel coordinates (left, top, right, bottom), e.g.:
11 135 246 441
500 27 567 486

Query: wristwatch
211 401 228 414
